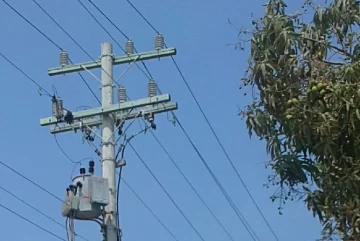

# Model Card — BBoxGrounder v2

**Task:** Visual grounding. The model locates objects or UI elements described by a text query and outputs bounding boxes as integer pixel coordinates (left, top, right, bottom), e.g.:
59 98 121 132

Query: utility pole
100 42 117 241
40 39 177 241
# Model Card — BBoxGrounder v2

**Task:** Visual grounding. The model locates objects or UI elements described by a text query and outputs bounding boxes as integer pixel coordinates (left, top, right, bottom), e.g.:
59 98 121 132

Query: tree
240 0 360 239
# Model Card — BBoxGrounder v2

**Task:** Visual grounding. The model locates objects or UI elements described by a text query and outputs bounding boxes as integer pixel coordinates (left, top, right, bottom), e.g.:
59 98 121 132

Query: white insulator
148 80 157 97
155 34 164 51
125 39 134 55
60 51 69 67
117 85 127 103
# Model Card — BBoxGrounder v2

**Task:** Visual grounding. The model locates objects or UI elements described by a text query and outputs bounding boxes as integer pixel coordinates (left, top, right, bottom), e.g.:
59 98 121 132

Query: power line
0 52 52 97
74 2 257 239
120 177 180 241
149 131 236 241
0 203 67 241
128 143 206 241
152 86 259 239
0 185 92 241
0 150 178 240
125 0 159 34
1 0 62 50
73 3 238 239
172 115 260 241
87 0 129 40
0 161 64 203
124 2 279 240
54 135 79 164
31 0 117 102
84 0 153 79
16 3 181 240
76 0 152 80
1 0 101 104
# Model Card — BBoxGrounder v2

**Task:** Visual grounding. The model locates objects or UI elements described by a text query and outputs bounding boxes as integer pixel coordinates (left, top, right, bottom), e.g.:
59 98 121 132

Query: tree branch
298 35 355 61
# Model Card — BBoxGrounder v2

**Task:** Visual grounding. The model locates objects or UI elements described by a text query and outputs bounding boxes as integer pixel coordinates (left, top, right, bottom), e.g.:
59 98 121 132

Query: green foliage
241 0 360 239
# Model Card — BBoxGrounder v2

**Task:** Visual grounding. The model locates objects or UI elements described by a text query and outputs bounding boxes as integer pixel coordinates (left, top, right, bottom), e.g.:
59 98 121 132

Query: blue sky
0 0 321 241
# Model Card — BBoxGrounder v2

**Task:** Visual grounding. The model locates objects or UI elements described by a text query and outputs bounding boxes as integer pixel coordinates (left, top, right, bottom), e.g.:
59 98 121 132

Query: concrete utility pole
40 41 177 241
100 42 117 241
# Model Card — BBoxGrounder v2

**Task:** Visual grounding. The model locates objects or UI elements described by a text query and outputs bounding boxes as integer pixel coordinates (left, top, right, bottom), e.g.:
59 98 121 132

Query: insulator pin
117 85 127 103
155 34 164 51
148 80 157 97
60 51 69 67
125 39 134 55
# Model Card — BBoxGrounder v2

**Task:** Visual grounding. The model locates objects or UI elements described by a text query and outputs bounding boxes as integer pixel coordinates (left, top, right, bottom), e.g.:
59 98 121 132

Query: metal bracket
48 48 176 76
49 102 178 134
40 94 171 127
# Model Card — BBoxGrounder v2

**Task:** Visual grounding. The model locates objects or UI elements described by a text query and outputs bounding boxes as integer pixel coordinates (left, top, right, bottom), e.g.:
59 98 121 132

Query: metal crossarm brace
40 94 171 126
48 48 176 76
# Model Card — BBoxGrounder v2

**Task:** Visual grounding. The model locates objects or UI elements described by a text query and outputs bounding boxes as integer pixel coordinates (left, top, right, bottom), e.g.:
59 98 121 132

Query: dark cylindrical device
89 160 95 174
80 167 86 175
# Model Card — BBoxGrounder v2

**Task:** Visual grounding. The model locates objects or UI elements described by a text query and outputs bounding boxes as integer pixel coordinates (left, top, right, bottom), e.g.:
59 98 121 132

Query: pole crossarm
48 48 177 76
40 94 171 126
49 102 178 134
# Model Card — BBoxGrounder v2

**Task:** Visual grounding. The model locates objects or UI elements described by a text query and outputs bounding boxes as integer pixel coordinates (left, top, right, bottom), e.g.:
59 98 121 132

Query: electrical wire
1 0 100 104
0 161 101 237
76 0 152 80
172 115 260 241
0 185 92 241
124 2 279 239
0 203 67 241
78 5 238 237
149 130 236 241
116 166 123 241
125 0 159 35
2 3 183 240
151 87 259 239
120 177 180 241
74 0 259 237
128 143 206 241
115 123 150 240
66 217 71 241
54 135 79 164
0 52 52 97
3 1 264 240
85 0 153 79
31 0 117 99
0 160 64 203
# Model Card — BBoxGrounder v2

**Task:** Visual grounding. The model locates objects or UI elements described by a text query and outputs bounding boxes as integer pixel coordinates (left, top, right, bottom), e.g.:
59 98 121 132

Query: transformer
61 162 109 220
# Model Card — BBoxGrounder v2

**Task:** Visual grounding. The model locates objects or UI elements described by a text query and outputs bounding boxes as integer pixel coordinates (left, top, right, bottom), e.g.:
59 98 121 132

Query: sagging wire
66 213 76 241
69 157 93 181
114 113 151 241
114 109 140 145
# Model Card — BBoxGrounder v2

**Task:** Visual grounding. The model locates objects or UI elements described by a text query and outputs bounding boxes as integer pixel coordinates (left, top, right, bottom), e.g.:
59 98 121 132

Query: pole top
101 42 113 55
